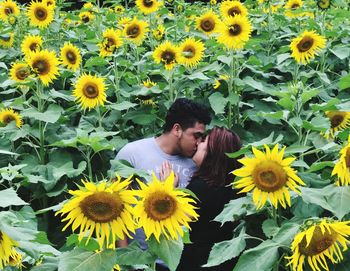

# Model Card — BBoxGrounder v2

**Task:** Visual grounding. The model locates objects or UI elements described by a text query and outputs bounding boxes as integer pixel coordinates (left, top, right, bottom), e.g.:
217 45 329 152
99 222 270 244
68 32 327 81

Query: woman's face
192 136 208 167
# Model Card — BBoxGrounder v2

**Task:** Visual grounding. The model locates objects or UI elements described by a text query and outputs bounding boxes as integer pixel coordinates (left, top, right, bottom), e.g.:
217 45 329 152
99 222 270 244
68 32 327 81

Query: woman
175 126 243 271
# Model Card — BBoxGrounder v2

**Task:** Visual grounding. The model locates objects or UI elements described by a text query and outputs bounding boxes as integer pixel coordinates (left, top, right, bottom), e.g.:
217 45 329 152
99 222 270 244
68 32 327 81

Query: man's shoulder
118 137 154 154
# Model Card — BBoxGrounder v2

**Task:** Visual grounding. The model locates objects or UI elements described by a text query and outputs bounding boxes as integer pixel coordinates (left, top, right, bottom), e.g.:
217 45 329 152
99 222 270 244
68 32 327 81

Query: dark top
176 177 242 271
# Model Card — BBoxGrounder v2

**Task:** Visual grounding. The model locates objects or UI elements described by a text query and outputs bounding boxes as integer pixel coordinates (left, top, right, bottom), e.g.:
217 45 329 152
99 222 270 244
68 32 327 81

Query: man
115 97 211 271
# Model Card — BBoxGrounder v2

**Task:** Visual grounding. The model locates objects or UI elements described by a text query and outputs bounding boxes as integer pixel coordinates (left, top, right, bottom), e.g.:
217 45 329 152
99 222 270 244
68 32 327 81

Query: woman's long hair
192 126 242 187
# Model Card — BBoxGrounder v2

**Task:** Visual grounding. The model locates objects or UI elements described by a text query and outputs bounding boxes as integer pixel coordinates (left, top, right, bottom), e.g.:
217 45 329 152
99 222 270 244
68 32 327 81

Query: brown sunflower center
65 50 77 63
200 18 215 32
0 231 2 241
46 0 54 6
82 15 90 23
229 24 242 36
34 7 48 21
345 148 350 168
253 160 287 192
330 114 344 128
291 4 300 9
183 46 195 59
29 42 39 51
297 36 314 53
104 38 116 51
80 191 124 223
83 83 99 98
228 7 241 16
144 192 177 221
127 24 140 38
143 0 154 7
5 7 14 15
161 50 176 64
3 114 15 124
32 59 49 75
299 226 336 256
1 35 11 42
16 67 30 80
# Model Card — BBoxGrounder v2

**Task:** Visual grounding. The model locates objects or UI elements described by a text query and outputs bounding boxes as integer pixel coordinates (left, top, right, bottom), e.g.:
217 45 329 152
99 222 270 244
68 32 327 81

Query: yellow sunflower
8 250 22 268
233 144 305 209
213 74 229 89
0 32 14 48
325 111 350 139
284 0 303 10
217 14 252 50
143 79 156 88
0 108 23 128
133 172 198 241
56 177 137 249
153 40 179 70
79 11 94 23
286 219 350 271
290 30 326 65
123 18 149 46
178 37 205 68
196 10 221 35
9 62 31 82
0 231 19 270
21 35 43 56
219 0 248 19
73 73 107 110
43 0 56 8
98 28 123 57
60 42 81 71
152 24 165 41
332 135 350 186
135 0 162 15
0 0 20 22
27 49 60 86
26 1 54 28
114 5 124 13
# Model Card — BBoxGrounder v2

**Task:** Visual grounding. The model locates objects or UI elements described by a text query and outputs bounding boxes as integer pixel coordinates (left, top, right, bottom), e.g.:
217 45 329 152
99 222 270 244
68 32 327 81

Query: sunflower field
1 0 350 270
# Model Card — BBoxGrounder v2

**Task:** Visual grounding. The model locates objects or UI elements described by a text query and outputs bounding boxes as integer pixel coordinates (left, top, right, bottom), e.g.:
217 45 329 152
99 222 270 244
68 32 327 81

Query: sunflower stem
113 55 121 102
86 149 93 181
167 69 175 101
36 80 46 164
227 49 239 128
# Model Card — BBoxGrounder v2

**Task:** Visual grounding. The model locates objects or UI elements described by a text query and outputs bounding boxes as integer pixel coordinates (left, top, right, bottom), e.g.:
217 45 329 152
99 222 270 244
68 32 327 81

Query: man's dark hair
163 98 211 132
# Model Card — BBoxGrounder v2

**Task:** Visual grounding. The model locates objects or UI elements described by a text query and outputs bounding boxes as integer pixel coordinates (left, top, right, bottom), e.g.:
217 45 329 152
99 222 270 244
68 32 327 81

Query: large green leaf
233 240 279 271
21 104 63 123
339 73 350 91
203 229 246 267
31 257 58 271
0 188 27 207
58 248 117 271
214 197 251 225
300 185 350 219
208 92 228 115
148 235 183 271
115 241 156 265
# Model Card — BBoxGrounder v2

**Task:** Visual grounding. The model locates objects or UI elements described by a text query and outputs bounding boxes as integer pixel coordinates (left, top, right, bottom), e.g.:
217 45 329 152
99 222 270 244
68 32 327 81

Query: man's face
177 122 206 157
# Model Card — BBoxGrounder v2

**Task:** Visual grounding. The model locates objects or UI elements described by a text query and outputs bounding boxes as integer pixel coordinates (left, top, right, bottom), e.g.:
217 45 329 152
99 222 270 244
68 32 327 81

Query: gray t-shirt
115 137 197 254
116 137 196 188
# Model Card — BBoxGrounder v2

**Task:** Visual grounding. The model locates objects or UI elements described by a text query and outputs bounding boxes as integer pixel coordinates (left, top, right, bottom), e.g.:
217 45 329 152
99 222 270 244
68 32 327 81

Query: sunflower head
9 62 31 83
123 18 149 46
21 35 43 56
26 1 54 28
98 28 123 57
143 79 156 88
60 42 81 71
79 11 94 23
317 0 332 9
73 73 107 110
286 219 350 271
134 172 198 241
196 10 220 35
0 0 20 22
0 231 19 270
178 37 205 68
0 108 22 128
284 0 303 10
220 0 248 19
56 177 137 249
43 0 56 9
153 40 179 70
135 0 162 14
152 24 165 41
114 5 124 13
217 14 252 50
27 49 60 86
331 135 350 186
233 144 305 209
0 32 14 48
290 30 326 65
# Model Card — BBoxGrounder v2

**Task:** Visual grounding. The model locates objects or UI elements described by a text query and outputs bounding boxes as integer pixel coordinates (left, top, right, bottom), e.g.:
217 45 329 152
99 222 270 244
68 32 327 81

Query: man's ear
172 123 182 138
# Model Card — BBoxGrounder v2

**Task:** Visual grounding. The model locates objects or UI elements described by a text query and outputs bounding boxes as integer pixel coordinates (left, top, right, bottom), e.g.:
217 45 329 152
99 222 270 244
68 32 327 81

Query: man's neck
155 133 178 155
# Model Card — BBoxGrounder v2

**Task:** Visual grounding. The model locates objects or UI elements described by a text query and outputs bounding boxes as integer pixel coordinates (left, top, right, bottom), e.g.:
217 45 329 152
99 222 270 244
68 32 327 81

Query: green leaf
204 229 246 267
21 104 63 123
307 161 334 173
243 76 264 91
339 73 350 91
208 92 228 115
0 188 27 207
301 89 320 103
19 240 61 257
115 241 156 265
284 145 312 155
108 101 137 111
148 235 183 271
58 248 117 271
272 222 300 246
84 56 108 68
214 197 250 225
302 115 329 132
31 256 58 271
187 72 210 80
109 159 149 180
233 240 279 271
0 149 18 155
300 185 350 219
330 46 350 60
278 97 295 111
262 219 279 239
276 53 290 65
